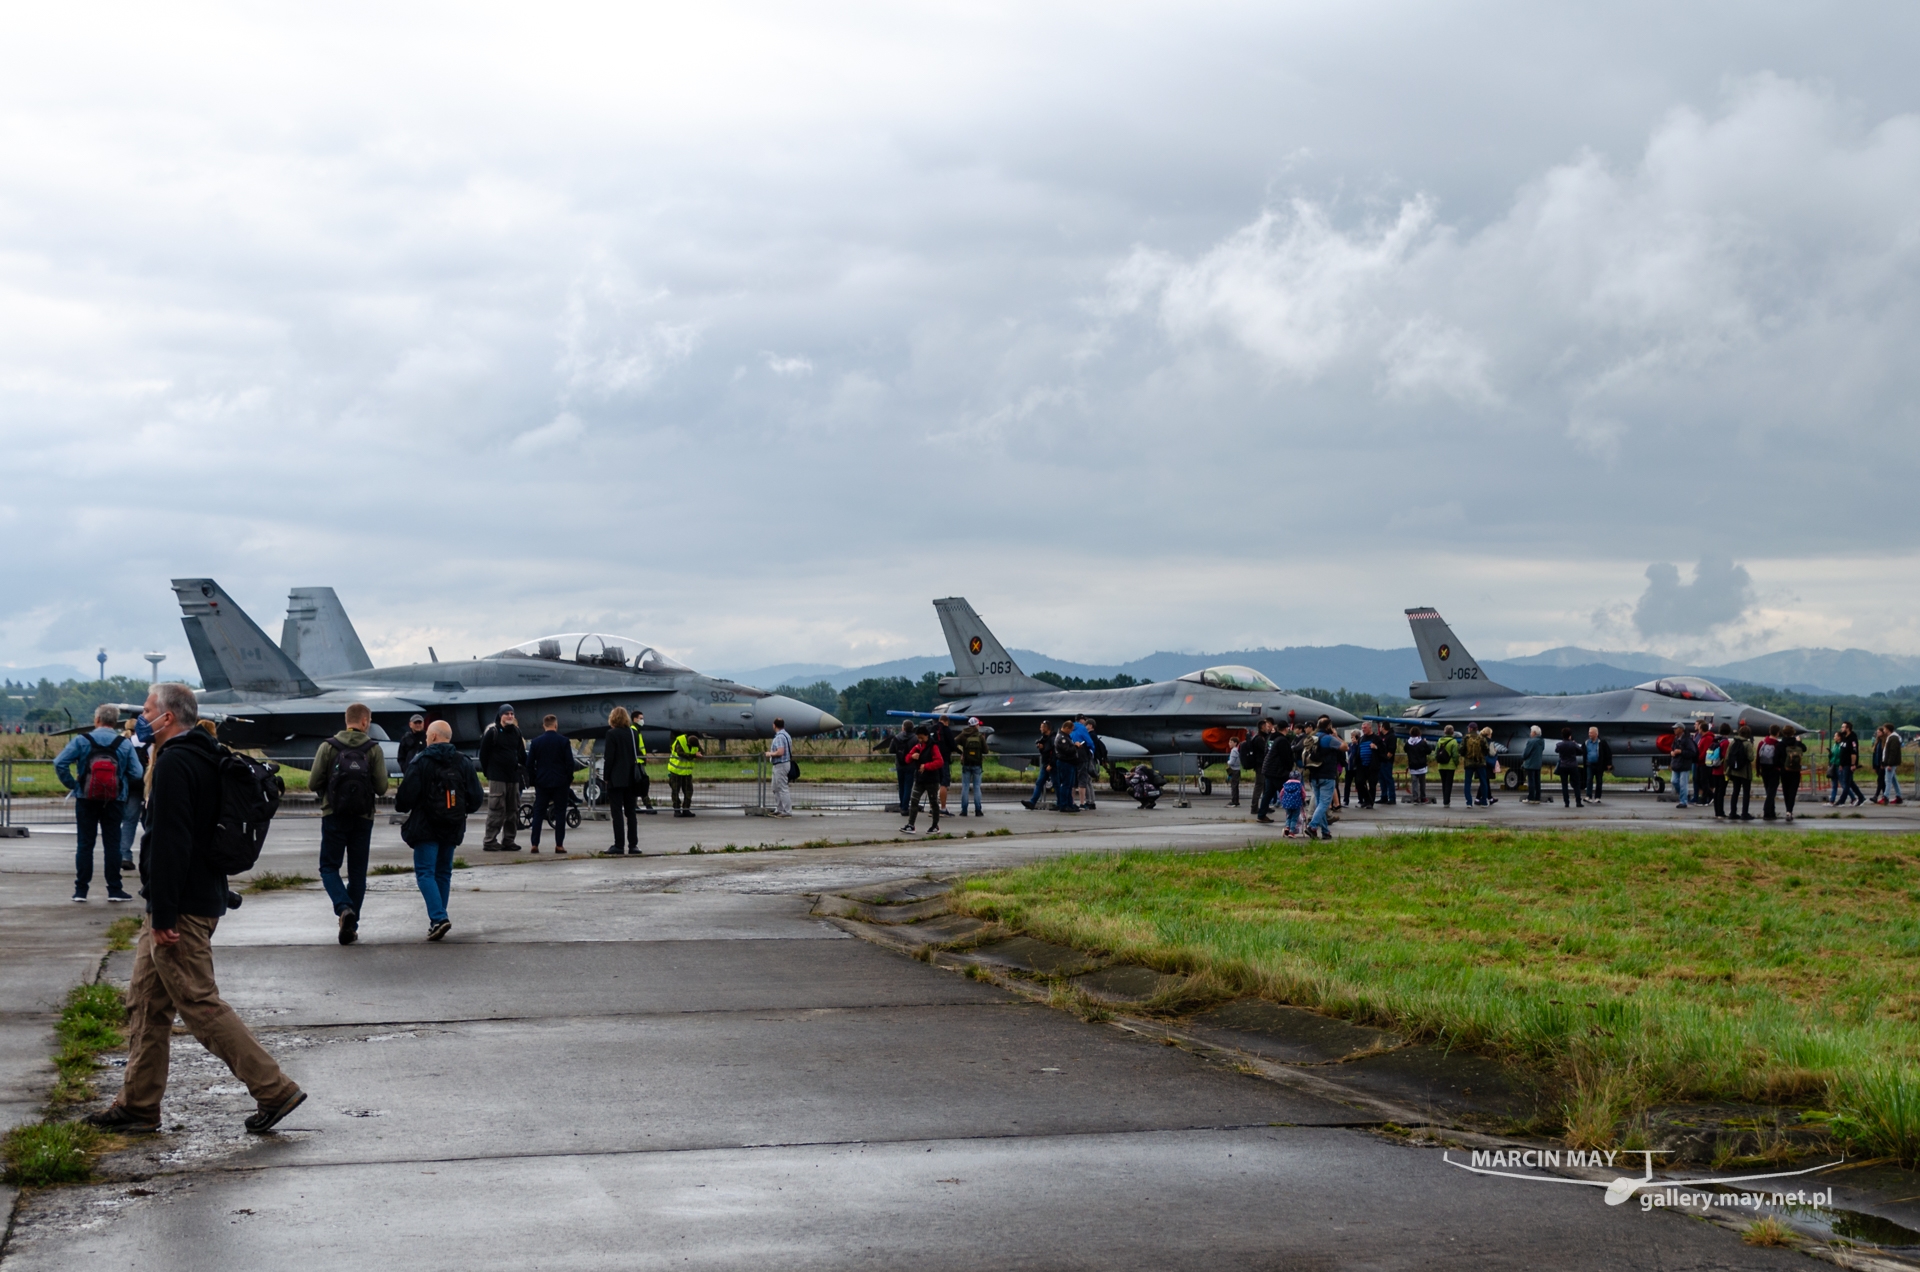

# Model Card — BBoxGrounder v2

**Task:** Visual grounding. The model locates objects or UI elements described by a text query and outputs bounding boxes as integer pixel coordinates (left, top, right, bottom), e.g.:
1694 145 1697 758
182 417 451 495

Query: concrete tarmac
4 790 1893 1268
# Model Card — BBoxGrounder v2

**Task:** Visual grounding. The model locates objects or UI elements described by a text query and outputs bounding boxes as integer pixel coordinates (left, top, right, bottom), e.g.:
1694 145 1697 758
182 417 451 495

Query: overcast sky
5 1 1919 681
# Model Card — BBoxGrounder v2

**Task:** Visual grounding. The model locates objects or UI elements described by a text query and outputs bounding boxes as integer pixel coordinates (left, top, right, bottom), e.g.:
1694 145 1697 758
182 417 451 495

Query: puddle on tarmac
1781 1204 1920 1248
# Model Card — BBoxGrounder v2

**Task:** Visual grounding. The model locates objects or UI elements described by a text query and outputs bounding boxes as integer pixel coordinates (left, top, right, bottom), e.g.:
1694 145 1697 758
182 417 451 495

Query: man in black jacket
394 721 486 940
1242 722 1273 818
525 714 580 853
397 713 429 775
1256 723 1294 823
478 705 527 851
85 682 305 1136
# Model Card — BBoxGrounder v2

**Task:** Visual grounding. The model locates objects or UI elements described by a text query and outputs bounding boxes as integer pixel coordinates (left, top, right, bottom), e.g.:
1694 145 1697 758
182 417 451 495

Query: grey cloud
1633 558 1755 638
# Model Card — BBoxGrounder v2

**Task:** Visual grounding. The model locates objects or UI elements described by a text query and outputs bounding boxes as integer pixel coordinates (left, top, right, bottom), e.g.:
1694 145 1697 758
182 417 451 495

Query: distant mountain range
0 664 88 686
715 644 1920 700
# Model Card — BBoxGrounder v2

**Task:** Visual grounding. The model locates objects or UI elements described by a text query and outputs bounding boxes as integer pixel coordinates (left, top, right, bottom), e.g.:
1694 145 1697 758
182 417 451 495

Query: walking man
1021 722 1053 810
1883 726 1904 805
768 716 794 817
667 731 702 817
56 704 142 903
900 725 945 833
308 703 389 944
1669 723 1696 809
479 705 526 851
394 720 485 941
84 683 305 1136
525 715 579 851
957 717 987 816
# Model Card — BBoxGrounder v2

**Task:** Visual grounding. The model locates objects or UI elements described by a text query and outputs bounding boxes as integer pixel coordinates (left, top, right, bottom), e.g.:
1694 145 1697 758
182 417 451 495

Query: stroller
1127 763 1163 809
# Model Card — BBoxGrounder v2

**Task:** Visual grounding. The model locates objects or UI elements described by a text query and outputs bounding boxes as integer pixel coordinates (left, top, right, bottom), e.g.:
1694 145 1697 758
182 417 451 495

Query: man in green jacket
309 702 390 945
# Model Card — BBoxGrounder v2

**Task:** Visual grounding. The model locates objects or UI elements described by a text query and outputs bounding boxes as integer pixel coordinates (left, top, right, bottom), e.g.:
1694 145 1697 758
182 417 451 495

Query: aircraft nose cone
819 712 844 731
757 695 840 736
1323 704 1361 728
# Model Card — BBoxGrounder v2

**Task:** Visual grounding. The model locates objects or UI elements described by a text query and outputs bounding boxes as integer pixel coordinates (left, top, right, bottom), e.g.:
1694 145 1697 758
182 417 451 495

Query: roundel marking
968 636 983 655
1437 644 1451 662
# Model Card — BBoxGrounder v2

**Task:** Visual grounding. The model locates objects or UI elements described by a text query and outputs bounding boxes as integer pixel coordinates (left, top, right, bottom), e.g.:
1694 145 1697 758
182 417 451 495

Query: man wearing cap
478 705 527 851
956 717 988 816
397 713 429 776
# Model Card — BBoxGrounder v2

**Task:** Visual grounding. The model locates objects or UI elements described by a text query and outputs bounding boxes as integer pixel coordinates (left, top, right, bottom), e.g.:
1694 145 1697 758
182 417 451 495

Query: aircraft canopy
1180 665 1280 692
487 633 693 674
1635 676 1732 703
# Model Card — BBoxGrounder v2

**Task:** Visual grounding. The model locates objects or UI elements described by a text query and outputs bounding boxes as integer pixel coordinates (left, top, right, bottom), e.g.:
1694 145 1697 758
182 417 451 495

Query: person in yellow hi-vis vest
633 711 657 814
667 732 702 818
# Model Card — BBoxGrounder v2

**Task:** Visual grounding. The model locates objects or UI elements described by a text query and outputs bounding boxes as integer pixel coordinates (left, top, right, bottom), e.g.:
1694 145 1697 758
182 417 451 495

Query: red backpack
81 736 122 801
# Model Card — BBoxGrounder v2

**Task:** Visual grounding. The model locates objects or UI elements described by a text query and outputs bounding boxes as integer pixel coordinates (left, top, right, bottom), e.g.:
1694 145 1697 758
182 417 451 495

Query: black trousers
908 771 943 826
635 767 654 809
1761 769 1781 819
1228 769 1241 805
1560 769 1584 807
1356 770 1376 808
1711 774 1727 817
608 787 639 849
1782 772 1801 813
529 786 567 846
1439 771 1455 806
1728 775 1751 817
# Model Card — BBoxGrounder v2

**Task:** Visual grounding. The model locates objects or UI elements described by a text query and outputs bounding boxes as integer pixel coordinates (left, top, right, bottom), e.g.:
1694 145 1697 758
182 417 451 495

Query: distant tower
144 652 166 684
97 648 108 681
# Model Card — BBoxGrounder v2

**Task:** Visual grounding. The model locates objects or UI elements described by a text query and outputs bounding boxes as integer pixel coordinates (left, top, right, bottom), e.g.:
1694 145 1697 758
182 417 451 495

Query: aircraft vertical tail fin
1404 607 1516 698
172 578 321 697
933 598 1048 697
280 587 374 679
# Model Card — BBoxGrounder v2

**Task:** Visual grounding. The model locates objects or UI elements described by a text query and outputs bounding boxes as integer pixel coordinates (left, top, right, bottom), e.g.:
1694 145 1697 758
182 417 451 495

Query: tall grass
953 830 1920 1157
52 981 127 1105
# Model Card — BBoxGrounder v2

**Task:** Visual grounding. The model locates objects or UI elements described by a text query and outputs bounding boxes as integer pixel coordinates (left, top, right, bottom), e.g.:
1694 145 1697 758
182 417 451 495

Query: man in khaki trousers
84 682 305 1135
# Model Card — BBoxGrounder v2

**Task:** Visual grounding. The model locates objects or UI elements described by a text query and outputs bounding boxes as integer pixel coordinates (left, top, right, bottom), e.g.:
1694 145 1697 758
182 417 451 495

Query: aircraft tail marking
933 598 1048 696
281 587 374 679
1404 607 1517 698
172 578 321 697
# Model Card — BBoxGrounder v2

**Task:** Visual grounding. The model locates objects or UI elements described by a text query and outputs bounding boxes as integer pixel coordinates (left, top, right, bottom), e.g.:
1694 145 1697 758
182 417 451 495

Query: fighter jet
170 578 841 767
916 598 1359 785
1385 607 1802 789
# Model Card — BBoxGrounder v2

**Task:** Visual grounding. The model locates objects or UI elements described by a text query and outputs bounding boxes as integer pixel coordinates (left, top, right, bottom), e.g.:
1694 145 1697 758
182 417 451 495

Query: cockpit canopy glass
1635 676 1732 703
1179 665 1280 692
486 633 693 674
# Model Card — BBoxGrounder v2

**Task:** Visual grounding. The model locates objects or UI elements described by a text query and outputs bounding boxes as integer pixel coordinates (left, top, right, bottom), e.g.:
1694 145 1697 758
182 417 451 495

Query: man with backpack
956 718 988 816
308 703 390 945
767 716 795 817
84 682 305 1136
478 705 527 850
56 704 143 903
394 720 485 941
1756 725 1784 820
1433 725 1460 808
1461 726 1490 808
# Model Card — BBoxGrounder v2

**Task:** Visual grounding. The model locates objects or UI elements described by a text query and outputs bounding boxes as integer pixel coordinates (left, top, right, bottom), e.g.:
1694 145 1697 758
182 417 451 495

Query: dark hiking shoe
85 1104 159 1134
71 890 87 902
427 919 452 942
338 908 359 945
606 846 626 855
108 888 133 902
245 1089 307 1134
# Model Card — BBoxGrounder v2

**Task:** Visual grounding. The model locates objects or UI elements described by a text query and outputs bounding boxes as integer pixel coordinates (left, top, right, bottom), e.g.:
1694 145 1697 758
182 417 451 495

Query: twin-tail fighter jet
171 579 840 768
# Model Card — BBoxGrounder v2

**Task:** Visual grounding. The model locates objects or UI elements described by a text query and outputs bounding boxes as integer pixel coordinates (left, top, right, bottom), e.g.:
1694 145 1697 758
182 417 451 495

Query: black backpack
206 748 285 875
420 754 471 833
326 737 379 818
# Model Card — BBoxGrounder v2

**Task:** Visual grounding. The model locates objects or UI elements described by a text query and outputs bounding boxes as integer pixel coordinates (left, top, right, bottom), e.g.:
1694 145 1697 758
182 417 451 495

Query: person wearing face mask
84 683 306 1136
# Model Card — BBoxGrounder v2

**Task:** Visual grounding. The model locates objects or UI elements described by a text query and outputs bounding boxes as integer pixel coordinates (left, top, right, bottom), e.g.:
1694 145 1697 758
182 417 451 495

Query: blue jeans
1027 764 1049 804
1284 806 1300 833
898 768 915 814
1888 772 1904 801
1671 767 1691 806
1054 764 1076 810
1465 764 1490 805
412 841 457 924
74 798 123 895
319 814 373 916
1308 778 1337 833
961 767 982 813
118 796 142 865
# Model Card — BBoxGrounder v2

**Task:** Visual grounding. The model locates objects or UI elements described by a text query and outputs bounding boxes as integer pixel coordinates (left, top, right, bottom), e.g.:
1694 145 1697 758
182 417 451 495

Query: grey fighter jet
919 598 1359 782
1386 608 1803 789
170 578 840 767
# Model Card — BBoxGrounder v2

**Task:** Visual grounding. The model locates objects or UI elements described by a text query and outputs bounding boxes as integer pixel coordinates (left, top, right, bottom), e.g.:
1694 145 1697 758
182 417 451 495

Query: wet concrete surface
1 801 1898 1268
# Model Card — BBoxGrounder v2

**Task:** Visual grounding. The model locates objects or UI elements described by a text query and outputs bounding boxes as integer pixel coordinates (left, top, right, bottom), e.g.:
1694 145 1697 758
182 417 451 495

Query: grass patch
51 982 126 1105
243 871 316 893
104 916 142 951
452 856 469 869
1741 1215 1794 1247
952 829 1920 1158
1 1120 104 1186
369 863 411 876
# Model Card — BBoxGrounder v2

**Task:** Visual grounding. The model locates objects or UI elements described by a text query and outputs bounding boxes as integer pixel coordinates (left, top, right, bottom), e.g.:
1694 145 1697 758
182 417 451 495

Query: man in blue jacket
56 704 144 903
524 714 581 853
